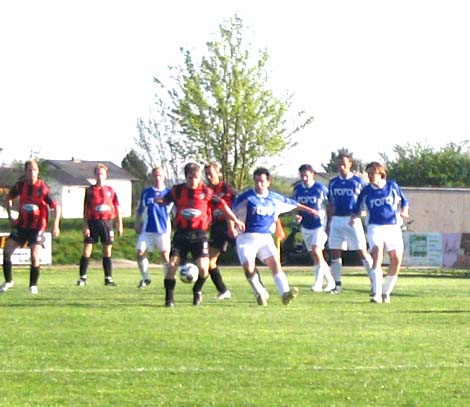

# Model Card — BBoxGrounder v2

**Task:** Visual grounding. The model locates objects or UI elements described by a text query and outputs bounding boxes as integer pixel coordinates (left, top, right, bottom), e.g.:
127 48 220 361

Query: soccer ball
179 263 199 283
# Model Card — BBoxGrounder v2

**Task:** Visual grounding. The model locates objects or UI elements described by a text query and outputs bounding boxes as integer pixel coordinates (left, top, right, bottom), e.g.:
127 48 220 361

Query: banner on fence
0 232 52 265
403 232 470 269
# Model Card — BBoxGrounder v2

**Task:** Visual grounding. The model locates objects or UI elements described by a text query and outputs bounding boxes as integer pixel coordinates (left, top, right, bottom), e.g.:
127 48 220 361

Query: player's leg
102 243 115 286
382 226 404 303
136 233 151 287
328 217 345 292
237 233 267 305
29 239 42 294
193 254 210 306
1 237 21 292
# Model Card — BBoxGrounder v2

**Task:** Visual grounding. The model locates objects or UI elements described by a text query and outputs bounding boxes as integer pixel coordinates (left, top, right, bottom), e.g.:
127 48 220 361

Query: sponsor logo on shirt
22 203 39 212
181 208 202 219
95 204 112 213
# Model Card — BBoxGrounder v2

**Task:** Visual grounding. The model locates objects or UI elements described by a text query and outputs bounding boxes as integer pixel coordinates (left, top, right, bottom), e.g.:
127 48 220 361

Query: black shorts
9 227 44 247
209 222 235 252
171 229 209 261
84 219 115 245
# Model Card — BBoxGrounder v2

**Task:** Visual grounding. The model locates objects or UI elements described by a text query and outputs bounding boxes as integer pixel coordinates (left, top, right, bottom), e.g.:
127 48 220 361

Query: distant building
45 159 135 218
0 159 135 219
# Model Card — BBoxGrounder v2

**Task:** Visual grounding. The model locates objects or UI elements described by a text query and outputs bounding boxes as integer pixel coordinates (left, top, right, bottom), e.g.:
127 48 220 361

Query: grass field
0 265 469 406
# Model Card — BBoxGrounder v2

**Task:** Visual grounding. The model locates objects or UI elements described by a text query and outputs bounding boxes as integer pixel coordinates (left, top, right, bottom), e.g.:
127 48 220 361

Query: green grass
0 267 469 406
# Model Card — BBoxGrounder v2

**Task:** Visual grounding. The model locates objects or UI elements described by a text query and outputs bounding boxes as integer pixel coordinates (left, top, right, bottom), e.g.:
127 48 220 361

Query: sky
1 0 470 176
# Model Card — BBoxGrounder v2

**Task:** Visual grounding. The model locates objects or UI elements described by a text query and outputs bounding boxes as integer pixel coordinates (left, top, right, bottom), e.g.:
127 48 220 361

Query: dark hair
253 167 270 180
298 164 315 173
337 153 353 163
184 162 201 177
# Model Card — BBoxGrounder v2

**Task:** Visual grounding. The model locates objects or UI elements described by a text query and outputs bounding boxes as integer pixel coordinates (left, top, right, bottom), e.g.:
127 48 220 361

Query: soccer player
232 167 318 306
134 166 173 288
292 164 335 292
203 162 236 300
327 153 373 293
159 162 245 307
351 161 410 303
77 163 123 287
1 160 61 294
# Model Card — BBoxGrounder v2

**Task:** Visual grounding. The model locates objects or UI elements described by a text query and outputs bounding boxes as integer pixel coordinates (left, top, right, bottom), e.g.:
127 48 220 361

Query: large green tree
139 15 312 190
382 142 470 187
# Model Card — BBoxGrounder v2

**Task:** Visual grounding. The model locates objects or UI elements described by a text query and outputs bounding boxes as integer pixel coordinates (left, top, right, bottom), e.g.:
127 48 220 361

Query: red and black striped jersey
208 181 236 224
84 184 119 220
7 179 58 231
163 183 227 231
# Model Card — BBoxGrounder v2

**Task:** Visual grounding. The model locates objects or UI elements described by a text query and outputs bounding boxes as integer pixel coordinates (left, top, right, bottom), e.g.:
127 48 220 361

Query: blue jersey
328 174 366 216
353 180 409 226
232 189 298 234
292 181 328 230
137 186 173 233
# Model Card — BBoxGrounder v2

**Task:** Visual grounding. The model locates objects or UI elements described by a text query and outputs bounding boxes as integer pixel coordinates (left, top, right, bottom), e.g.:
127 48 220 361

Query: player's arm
134 196 144 234
4 193 16 228
51 202 61 238
82 191 90 238
114 204 123 237
296 202 319 217
217 198 245 232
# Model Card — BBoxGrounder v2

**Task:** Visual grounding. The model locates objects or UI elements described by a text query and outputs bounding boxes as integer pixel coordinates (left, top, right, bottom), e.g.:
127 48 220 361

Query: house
401 187 470 233
0 167 22 219
44 159 134 218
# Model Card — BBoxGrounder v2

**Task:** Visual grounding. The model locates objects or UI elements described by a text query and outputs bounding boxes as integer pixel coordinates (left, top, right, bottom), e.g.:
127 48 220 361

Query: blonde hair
95 163 109 177
24 159 39 171
204 162 221 174
365 161 387 179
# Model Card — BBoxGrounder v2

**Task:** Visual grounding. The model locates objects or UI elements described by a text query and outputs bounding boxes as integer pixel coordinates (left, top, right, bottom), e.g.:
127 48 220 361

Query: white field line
0 363 468 374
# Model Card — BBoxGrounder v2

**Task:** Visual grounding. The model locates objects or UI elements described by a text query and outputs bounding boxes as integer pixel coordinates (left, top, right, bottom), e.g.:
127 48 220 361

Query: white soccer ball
179 263 199 283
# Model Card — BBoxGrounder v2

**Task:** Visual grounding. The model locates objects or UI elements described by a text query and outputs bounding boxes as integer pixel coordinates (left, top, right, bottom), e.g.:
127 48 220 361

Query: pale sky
1 0 470 176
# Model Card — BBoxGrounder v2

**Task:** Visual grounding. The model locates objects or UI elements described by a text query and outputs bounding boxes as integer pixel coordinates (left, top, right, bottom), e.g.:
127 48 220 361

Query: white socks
383 274 399 295
248 272 265 295
312 263 335 290
330 258 342 284
274 271 290 295
370 267 383 297
138 257 150 280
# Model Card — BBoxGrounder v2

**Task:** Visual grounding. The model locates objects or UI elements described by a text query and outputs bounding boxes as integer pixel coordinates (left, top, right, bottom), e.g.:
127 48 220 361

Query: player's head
365 161 387 181
152 166 165 186
24 160 40 183
204 162 221 185
95 163 109 177
253 167 271 194
95 163 109 185
337 153 353 175
184 162 202 188
298 164 315 186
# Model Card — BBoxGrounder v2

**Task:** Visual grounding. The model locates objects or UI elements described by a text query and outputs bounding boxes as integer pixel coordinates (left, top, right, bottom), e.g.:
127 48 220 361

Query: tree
143 15 313 190
382 142 470 187
135 97 185 184
121 150 152 213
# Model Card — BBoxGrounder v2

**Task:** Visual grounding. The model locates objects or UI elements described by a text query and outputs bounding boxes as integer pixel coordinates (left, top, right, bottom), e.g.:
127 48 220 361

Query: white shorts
136 231 171 253
236 233 278 265
301 226 328 250
367 224 403 253
328 216 367 251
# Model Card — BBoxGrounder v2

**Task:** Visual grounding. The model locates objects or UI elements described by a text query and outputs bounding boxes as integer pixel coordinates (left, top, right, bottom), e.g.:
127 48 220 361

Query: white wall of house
60 186 86 218
104 179 132 218
47 178 133 219
402 187 470 233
